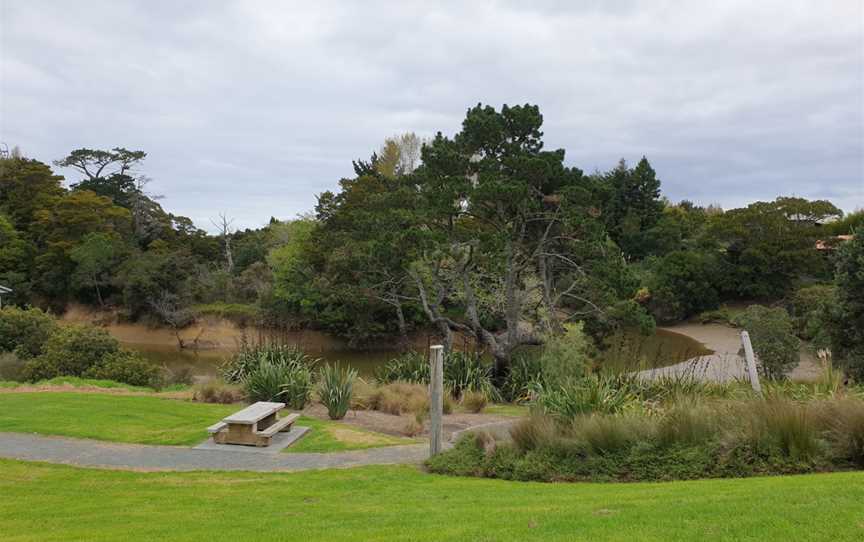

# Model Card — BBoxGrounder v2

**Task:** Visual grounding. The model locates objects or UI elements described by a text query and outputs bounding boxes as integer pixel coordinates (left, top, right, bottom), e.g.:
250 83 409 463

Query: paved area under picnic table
0 432 429 472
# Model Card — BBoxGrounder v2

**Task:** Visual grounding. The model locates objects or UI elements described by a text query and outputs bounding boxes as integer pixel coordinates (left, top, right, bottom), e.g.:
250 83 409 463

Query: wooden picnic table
207 401 299 447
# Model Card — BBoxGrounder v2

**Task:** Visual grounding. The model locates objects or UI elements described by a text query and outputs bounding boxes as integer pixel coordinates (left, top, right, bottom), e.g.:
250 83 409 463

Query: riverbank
652 322 820 382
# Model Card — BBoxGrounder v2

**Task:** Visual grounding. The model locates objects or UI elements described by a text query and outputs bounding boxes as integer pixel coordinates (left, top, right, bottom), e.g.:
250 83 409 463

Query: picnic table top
223 401 285 425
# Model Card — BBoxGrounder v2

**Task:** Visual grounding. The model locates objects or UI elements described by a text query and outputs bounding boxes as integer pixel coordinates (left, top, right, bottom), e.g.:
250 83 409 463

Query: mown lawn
0 392 415 451
0 459 862 541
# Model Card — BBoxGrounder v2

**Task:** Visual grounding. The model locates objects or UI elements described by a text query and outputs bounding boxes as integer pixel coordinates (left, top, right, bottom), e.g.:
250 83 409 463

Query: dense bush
538 373 639 419
500 352 543 403
17 322 164 388
537 323 591 387
376 350 497 400
830 232 864 381
787 284 835 347
318 363 357 420
444 352 497 400
22 324 120 381
243 360 313 408
646 251 720 322
222 342 319 384
375 351 429 384
83 350 162 388
0 306 57 358
222 342 316 408
732 305 800 380
427 396 864 482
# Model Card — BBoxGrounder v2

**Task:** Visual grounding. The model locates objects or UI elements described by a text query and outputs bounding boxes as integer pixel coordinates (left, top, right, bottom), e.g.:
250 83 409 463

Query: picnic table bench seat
209 402 299 447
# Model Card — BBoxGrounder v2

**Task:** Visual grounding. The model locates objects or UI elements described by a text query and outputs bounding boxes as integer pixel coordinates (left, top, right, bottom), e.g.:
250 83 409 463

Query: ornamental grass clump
444 351 498 401
538 373 639 419
318 363 357 420
428 394 864 483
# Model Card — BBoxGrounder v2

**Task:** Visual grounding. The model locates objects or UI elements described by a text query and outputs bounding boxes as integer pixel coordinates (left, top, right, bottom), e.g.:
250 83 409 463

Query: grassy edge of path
0 391 417 452
1 459 863 541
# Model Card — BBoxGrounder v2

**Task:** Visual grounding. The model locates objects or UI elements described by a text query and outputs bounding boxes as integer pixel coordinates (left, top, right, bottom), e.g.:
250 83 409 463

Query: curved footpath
0 432 429 472
638 323 820 382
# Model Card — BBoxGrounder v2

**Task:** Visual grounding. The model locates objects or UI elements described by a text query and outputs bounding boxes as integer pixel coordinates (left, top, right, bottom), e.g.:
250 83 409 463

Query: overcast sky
1 1 862 231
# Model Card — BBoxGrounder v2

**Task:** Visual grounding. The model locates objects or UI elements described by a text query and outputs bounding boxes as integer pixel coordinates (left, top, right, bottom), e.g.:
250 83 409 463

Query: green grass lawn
1 459 862 541
0 392 415 451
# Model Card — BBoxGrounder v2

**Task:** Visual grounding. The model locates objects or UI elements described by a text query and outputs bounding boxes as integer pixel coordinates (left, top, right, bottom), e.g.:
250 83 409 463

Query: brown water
120 325 712 379
59 308 712 379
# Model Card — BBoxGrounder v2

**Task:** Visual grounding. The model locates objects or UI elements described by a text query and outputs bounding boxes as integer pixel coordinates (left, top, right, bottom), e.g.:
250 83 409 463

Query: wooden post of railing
740 331 762 396
429 344 444 457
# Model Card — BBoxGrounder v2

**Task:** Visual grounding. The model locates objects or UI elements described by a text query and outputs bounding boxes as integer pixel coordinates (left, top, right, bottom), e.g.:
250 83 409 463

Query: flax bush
318 363 357 420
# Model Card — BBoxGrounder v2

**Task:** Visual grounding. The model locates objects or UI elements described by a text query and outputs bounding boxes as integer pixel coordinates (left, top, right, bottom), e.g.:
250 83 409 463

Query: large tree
409 104 608 374
830 232 864 380
708 197 842 298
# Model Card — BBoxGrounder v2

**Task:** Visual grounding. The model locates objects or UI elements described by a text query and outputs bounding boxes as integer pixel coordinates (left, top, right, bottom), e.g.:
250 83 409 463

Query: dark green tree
830 232 864 380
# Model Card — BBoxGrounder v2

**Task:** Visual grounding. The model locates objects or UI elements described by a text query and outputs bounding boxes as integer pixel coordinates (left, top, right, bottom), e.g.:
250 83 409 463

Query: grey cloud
1 0 861 230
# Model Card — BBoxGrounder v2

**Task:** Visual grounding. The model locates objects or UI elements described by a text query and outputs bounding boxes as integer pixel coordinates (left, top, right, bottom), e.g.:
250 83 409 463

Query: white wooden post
740 331 762 395
429 345 444 457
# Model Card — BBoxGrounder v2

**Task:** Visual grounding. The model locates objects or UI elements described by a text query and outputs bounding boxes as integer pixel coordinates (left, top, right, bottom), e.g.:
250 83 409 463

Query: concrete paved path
0 432 429 472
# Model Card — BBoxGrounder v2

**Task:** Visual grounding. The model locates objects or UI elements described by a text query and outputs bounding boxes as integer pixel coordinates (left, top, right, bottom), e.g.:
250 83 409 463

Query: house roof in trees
0 285 11 294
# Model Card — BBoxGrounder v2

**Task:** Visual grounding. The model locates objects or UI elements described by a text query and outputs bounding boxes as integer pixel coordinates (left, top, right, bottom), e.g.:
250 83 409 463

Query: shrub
538 322 591 387
22 324 120 381
0 306 57 359
318 363 357 420
192 379 245 404
647 250 721 322
538 373 639 420
244 360 313 408
501 351 542 403
222 342 318 384
429 396 864 483
83 350 162 388
401 418 424 437
817 399 864 466
378 350 498 401
732 305 800 380
787 284 835 347
375 351 428 384
368 381 453 418
373 381 429 416
350 378 379 410
461 391 488 413
830 231 864 381
444 351 498 401
280 362 315 410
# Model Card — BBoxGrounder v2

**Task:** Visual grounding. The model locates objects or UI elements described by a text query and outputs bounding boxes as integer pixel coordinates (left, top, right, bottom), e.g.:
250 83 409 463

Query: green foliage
430 396 864 482
538 373 639 419
708 197 841 298
83 350 162 388
599 157 665 260
830 232 864 381
786 284 835 347
646 250 720 322
443 352 498 401
221 342 318 384
230 344 317 408
538 322 592 387
0 306 57 358
375 350 497 400
500 351 543 403
733 305 800 380
22 324 120 381
375 351 429 384
318 363 357 420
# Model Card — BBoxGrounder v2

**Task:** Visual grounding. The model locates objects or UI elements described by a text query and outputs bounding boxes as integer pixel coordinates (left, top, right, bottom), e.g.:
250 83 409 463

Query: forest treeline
1 103 862 373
